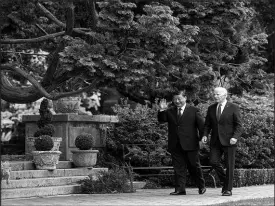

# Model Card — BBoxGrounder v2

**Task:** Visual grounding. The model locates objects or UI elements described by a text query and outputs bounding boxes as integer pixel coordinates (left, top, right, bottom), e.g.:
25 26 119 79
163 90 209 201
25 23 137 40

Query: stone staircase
1 161 107 199
1 161 146 199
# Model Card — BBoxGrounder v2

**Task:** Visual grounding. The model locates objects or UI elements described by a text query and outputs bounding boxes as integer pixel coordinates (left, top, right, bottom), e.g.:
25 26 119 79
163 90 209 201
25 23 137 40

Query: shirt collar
179 104 186 111
219 100 227 107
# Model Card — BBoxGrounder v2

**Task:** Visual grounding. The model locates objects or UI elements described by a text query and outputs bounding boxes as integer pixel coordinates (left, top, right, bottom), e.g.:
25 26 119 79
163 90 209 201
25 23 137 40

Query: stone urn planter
32 135 61 170
71 149 99 167
53 96 81 114
71 133 98 167
32 151 62 170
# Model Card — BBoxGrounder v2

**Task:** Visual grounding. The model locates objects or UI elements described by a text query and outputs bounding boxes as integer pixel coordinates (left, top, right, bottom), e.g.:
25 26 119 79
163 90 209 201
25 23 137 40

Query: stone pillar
22 114 119 161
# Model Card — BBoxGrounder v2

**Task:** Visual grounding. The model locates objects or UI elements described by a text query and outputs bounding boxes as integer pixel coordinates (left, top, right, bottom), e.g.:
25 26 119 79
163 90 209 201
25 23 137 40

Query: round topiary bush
34 135 54 151
75 133 94 150
34 130 43 138
34 124 55 137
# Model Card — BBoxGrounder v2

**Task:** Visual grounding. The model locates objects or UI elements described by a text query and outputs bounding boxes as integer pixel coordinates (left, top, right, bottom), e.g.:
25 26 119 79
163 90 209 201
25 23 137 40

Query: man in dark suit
202 87 243 196
158 90 206 195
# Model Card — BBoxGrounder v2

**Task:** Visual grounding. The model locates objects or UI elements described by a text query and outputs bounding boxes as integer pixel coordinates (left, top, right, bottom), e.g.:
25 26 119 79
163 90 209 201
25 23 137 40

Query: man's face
173 94 186 108
214 89 227 103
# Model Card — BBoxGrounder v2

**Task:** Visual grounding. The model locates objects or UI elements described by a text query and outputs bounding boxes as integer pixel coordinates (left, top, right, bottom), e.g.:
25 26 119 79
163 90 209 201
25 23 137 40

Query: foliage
34 124 55 137
4 0 272 104
34 98 56 138
103 99 169 167
79 166 133 194
75 133 95 150
34 135 54 151
231 93 274 168
216 197 274 206
234 168 274 187
142 168 274 188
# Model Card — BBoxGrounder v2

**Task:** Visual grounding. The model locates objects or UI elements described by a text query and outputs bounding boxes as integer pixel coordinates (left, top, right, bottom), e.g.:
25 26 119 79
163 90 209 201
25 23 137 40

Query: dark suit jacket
203 102 243 147
158 104 204 152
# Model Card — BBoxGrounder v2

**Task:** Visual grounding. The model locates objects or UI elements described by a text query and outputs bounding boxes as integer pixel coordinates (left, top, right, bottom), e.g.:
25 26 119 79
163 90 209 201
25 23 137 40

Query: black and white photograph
0 0 274 205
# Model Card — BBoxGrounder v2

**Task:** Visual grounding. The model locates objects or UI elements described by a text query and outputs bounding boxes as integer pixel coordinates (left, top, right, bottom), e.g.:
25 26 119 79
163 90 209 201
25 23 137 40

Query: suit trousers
209 140 236 191
171 143 205 191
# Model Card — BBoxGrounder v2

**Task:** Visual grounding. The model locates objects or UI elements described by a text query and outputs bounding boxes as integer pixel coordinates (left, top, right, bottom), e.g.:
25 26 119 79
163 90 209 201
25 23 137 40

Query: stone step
2 184 81 199
2 180 146 199
1 176 87 189
8 161 74 171
9 168 108 180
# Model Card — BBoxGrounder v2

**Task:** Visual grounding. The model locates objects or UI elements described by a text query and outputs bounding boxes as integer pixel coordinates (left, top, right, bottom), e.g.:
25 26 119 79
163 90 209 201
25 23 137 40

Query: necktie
177 108 182 119
217 104 221 121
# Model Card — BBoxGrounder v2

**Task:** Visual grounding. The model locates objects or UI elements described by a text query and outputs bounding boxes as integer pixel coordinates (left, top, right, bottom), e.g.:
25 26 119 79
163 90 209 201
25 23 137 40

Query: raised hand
159 99 168 110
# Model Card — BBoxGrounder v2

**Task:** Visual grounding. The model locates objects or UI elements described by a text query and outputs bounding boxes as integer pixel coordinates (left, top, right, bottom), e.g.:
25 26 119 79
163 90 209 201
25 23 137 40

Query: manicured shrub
232 94 274 169
34 135 54 151
34 124 55 137
79 167 133 193
33 99 56 138
102 99 168 167
75 133 94 150
141 168 274 188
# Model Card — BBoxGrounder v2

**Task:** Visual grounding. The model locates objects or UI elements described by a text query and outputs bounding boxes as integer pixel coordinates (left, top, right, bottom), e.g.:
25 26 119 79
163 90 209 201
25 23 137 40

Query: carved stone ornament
32 151 62 170
71 149 99 167
53 96 81 114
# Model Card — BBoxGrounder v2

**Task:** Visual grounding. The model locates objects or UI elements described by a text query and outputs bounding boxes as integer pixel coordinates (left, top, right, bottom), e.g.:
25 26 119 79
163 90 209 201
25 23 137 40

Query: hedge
142 168 274 189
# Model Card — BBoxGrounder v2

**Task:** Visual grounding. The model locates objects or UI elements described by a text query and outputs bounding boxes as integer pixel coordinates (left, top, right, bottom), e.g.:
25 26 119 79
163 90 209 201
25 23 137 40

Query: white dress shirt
217 100 227 114
178 104 186 115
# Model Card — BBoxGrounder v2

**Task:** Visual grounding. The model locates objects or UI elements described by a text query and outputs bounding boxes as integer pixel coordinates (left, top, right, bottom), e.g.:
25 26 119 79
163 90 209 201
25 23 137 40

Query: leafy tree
0 0 272 104
251 0 275 73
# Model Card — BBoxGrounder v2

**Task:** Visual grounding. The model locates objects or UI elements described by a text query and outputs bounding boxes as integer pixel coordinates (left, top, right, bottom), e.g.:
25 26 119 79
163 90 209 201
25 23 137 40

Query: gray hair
214 87 228 95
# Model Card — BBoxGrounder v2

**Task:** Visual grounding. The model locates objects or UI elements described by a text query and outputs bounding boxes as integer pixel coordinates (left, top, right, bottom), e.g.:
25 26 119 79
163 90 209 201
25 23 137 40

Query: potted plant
53 96 81 114
71 133 99 167
26 99 62 155
32 135 62 170
52 78 83 114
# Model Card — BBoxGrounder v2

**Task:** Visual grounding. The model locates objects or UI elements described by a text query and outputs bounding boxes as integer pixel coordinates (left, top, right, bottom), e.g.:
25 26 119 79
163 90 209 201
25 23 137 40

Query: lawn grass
212 197 274 205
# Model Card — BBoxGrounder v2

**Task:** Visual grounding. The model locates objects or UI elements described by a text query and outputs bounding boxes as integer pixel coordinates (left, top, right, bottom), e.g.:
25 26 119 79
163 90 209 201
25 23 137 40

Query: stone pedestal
22 114 119 161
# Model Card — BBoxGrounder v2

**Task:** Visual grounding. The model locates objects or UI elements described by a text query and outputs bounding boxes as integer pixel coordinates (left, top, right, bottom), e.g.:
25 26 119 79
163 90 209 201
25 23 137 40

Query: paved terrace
2 184 274 206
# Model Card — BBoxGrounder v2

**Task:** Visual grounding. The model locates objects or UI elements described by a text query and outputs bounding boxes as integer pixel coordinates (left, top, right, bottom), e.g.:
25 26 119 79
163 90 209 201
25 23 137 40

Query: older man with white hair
202 87 243 196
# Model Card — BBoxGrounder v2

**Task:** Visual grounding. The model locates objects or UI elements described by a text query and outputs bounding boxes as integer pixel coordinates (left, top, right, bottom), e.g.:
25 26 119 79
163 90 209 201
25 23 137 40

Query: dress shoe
222 190 232 196
221 187 226 194
198 187 206 194
170 191 186 195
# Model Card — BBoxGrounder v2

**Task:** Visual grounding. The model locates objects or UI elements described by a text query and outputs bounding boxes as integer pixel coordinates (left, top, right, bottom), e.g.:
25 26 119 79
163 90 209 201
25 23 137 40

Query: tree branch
36 1 93 36
1 63 52 97
50 79 98 100
35 23 48 35
41 40 65 85
0 31 65 44
36 2 66 28
64 0 75 35
1 63 99 101
86 0 98 29
212 33 240 48
1 51 48 56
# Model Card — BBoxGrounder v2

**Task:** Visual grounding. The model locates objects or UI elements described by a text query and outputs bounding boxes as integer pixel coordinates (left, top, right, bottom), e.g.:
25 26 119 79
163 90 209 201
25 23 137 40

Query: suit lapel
172 107 178 122
214 103 219 121
219 102 230 121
